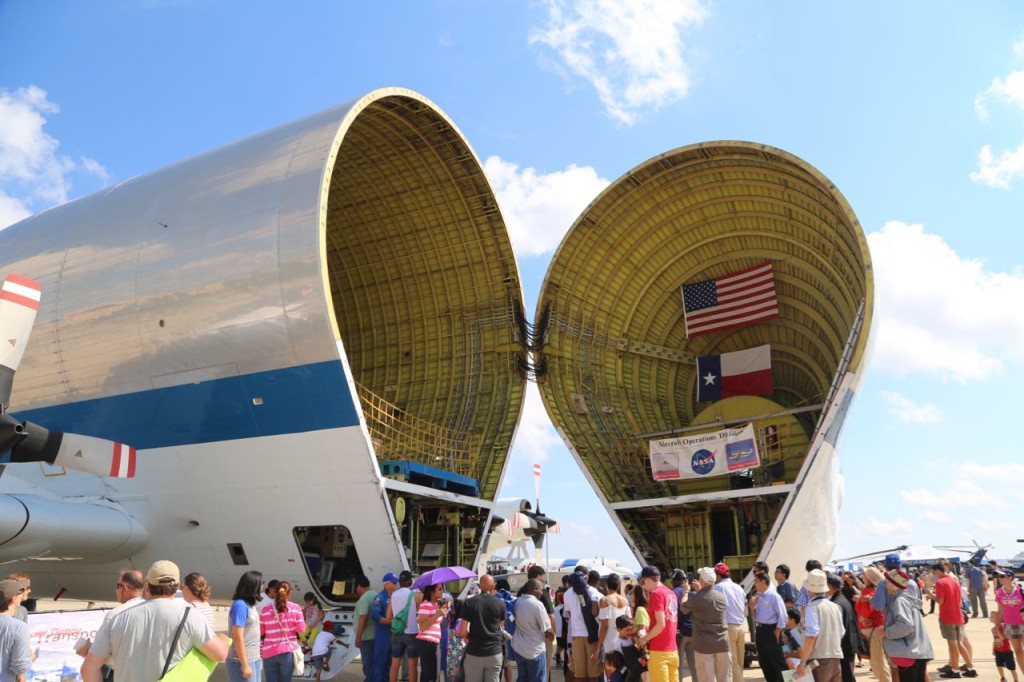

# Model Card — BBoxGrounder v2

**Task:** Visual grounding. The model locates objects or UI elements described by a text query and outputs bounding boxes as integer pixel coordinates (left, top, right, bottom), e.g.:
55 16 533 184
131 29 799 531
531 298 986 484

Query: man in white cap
795 569 844 682
81 560 228 682
680 567 731 681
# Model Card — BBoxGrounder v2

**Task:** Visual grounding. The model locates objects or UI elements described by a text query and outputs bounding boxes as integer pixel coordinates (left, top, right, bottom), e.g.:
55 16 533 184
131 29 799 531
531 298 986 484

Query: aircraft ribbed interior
536 142 873 569
314 94 526 578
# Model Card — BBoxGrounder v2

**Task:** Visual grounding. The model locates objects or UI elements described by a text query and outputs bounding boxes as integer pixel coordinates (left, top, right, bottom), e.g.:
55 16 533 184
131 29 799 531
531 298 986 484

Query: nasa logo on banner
648 423 761 481
691 449 716 475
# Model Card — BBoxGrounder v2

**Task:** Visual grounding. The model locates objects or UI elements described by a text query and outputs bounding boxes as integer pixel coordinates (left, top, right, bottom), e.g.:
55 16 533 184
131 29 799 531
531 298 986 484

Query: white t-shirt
91 598 215 682
312 631 336 657
563 583 602 639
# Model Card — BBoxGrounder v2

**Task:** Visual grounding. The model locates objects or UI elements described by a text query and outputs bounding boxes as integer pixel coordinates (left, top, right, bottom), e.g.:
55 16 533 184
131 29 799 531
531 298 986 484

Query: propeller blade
0 274 41 409
9 421 137 478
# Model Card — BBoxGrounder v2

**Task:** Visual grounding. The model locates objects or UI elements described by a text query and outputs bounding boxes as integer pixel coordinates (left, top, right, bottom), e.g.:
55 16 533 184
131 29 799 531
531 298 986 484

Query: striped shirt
416 601 442 644
260 602 305 658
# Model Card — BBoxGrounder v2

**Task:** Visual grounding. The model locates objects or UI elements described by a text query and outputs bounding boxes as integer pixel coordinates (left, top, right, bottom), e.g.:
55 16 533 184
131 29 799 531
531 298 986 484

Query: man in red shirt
931 563 977 678
636 566 678 682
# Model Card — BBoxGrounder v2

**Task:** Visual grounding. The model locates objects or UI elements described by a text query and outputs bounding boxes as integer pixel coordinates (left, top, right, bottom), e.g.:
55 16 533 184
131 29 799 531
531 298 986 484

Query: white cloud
971 142 1024 189
972 50 1024 187
0 86 108 229
973 518 1014 532
974 69 1024 123
900 488 945 507
919 510 952 523
484 155 609 257
510 384 563 463
529 0 707 124
867 221 1024 381
863 516 913 536
959 461 1024 479
0 190 31 230
881 391 940 423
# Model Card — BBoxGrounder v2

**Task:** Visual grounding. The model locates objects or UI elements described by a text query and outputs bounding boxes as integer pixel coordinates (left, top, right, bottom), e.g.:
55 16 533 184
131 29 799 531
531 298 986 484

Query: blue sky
3 1 1024 570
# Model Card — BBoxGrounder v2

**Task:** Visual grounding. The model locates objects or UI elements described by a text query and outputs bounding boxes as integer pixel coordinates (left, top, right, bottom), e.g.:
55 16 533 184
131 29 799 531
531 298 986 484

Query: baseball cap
146 560 180 586
639 566 660 579
714 562 730 576
0 579 28 602
398 570 414 582
383 572 400 584
884 552 902 569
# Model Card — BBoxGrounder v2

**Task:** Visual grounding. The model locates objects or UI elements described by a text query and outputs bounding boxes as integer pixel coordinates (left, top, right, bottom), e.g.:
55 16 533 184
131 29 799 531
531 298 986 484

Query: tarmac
39 594 1011 681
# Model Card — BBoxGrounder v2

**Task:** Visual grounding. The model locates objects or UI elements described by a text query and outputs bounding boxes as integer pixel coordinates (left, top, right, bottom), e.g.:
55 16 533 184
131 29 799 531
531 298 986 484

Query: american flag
681 262 779 337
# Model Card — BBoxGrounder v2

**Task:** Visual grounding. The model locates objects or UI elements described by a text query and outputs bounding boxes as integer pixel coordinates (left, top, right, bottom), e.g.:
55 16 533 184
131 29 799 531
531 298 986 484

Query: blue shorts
391 633 420 659
312 654 329 671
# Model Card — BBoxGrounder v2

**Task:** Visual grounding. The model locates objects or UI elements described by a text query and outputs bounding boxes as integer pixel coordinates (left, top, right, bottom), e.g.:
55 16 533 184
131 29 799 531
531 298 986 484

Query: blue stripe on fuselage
11 361 360 450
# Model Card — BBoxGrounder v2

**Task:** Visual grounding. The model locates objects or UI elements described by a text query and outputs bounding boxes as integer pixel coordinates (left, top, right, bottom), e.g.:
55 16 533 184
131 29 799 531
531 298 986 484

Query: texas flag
696 345 773 402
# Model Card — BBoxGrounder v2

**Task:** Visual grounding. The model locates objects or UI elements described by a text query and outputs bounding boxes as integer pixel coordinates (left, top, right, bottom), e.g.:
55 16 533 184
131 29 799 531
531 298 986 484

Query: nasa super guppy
0 89 870 610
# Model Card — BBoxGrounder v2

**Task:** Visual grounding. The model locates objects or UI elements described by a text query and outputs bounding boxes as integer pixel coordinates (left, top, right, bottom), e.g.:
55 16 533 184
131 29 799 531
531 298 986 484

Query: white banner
649 424 761 480
27 608 109 682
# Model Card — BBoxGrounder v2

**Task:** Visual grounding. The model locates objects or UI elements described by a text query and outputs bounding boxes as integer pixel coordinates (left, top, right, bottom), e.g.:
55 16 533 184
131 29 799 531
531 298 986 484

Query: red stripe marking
688 308 779 335
5 274 41 291
715 262 772 286
688 313 781 338
110 443 122 477
126 446 137 478
0 290 39 310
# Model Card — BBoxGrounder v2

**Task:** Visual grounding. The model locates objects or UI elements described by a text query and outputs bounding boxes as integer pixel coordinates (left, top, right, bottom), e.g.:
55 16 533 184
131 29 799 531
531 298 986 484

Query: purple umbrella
412 566 477 590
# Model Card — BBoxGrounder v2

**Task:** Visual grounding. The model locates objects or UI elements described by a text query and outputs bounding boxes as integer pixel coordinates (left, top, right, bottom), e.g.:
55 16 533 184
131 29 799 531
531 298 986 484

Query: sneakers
939 671 962 679
937 665 954 675
963 670 978 678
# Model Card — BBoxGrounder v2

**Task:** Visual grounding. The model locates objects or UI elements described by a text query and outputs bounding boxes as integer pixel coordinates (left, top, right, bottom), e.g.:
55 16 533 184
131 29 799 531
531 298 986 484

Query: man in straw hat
856 566 890 682
880 568 933 682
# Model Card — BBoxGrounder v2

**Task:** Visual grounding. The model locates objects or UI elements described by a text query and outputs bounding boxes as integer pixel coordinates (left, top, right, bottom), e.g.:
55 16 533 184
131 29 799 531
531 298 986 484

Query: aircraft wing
0 274 41 409
7 422 137 478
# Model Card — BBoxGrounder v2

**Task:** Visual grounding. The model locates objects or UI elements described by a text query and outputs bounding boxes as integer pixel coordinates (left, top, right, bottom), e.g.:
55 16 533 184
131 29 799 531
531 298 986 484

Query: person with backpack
388 571 422 682
565 568 602 682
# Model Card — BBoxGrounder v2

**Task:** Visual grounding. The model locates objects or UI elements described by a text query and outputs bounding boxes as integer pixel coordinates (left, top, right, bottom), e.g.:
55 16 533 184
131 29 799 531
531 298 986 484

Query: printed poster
27 608 109 682
649 423 761 481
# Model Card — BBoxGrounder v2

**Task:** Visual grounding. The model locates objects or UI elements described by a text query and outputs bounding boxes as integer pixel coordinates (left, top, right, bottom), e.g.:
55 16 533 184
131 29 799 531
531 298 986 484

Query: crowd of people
682 553 1023 682
2 555 1022 682
0 561 352 682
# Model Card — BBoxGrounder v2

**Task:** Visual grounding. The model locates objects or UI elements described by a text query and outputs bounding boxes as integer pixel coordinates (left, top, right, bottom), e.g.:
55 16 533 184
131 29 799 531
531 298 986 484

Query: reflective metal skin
0 87 525 635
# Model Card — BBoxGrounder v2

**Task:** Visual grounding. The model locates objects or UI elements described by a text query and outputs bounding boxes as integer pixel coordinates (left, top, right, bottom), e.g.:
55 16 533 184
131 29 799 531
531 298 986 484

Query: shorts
996 650 1017 670
391 632 420 659
312 654 328 671
1006 624 1024 639
939 622 964 641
